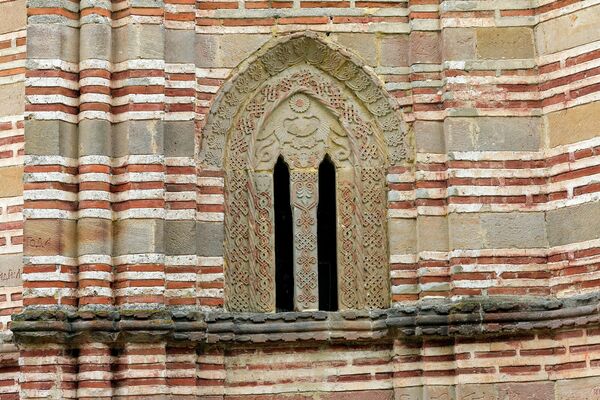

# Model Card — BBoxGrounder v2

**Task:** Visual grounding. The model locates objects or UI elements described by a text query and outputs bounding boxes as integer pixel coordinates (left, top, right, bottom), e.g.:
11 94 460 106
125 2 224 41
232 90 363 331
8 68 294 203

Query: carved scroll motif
247 172 275 312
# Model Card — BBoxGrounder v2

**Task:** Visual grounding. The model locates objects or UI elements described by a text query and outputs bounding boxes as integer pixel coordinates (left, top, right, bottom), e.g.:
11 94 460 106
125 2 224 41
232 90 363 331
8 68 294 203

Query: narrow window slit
318 155 338 311
274 156 294 312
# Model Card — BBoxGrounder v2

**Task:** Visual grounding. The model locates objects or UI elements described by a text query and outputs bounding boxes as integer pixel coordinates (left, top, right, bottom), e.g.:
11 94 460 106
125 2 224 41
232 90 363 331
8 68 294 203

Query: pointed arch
199 31 411 169
201 32 408 312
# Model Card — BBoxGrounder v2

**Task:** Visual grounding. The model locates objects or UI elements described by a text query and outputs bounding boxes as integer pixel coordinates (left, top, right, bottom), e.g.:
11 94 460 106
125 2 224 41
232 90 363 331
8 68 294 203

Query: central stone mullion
290 168 319 311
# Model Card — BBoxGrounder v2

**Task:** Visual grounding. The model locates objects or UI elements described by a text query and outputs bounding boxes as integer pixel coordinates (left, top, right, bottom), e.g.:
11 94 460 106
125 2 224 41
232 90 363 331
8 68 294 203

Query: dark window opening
274 156 294 312
317 155 338 311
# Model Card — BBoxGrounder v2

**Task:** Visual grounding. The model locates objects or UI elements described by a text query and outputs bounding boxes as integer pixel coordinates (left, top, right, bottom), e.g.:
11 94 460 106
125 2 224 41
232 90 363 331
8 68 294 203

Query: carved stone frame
200 32 410 312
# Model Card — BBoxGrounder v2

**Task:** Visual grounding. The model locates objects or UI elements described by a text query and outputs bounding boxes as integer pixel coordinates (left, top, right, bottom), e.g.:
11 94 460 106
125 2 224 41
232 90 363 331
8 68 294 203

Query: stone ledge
10 293 600 345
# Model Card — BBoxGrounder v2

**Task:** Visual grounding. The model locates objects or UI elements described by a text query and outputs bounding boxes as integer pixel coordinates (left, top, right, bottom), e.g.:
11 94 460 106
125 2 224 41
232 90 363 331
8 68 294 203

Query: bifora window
200 34 408 313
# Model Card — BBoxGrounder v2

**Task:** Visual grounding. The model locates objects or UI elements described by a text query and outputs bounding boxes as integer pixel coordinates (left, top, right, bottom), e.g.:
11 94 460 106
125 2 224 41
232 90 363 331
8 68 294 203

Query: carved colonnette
200 32 410 312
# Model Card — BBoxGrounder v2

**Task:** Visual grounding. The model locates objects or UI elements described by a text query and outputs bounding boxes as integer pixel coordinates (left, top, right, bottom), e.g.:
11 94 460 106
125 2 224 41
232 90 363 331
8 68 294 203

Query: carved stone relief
200 32 410 170
205 33 400 312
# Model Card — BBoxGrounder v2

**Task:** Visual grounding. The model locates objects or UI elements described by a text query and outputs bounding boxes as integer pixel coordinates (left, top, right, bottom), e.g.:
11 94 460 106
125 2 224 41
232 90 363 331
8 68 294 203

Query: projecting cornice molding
11 294 600 345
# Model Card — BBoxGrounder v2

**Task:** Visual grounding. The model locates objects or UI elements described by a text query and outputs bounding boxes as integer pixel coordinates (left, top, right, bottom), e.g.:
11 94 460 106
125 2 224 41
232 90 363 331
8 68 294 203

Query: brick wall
0 0 599 398
0 0 25 397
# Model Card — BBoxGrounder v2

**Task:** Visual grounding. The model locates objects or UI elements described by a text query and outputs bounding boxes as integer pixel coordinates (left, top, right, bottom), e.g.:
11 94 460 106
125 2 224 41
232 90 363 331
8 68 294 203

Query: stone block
334 33 378 66
166 29 195 64
547 201 600 247
415 121 445 154
457 383 498 400
165 121 195 157
0 0 26 35
0 253 22 287
445 117 541 152
197 222 224 257
113 219 165 256
0 82 24 117
113 120 163 157
476 27 534 59
394 386 422 400
165 220 196 256
449 213 483 250
195 34 270 68
424 385 455 400
417 216 448 252
546 102 600 147
481 211 547 249
380 34 409 67
79 119 111 157
25 119 78 158
80 23 111 61
555 376 600 400
409 31 441 64
0 166 23 198
27 24 79 62
112 24 164 62
535 4 600 55
497 381 555 400
389 218 417 255
24 219 77 257
442 28 476 60
78 219 112 256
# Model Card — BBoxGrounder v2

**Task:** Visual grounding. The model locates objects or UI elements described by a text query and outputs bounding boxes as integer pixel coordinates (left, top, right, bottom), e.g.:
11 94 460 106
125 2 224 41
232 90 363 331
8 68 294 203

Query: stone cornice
10 294 600 345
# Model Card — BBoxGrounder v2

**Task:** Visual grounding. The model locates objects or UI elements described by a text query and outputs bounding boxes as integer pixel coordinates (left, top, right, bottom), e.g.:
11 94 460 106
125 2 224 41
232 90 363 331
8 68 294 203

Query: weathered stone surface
497 382 554 400
165 121 195 157
0 0 26 34
0 166 23 198
535 4 600 55
166 221 196 255
24 219 77 257
409 31 441 64
424 385 455 400
113 120 164 157
77 219 112 255
445 117 541 152
380 34 409 67
78 119 111 157
476 27 534 59
195 34 270 68
448 213 483 250
113 219 165 256
417 216 448 252
481 212 547 249
196 222 224 257
546 102 600 147
334 33 378 66
25 120 78 158
394 386 422 400
166 29 195 64
389 218 417 254
415 121 445 154
80 23 111 61
555 376 600 400
27 24 79 62
449 212 547 250
457 383 498 400
547 201 600 247
0 83 24 117
0 253 22 287
112 24 164 62
442 28 476 60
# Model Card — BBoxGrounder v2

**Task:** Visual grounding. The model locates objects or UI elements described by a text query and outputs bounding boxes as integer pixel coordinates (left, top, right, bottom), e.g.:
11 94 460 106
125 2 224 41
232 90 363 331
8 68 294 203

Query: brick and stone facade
0 0 600 398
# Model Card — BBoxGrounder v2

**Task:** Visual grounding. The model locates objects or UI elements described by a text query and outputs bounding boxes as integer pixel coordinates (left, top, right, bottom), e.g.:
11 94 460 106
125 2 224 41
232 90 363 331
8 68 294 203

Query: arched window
274 156 294 312
317 156 338 311
200 33 409 313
